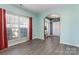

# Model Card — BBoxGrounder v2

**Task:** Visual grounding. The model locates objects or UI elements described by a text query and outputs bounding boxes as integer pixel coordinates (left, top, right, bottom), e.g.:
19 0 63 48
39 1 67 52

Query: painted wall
1 4 79 47
0 4 38 39
37 5 79 47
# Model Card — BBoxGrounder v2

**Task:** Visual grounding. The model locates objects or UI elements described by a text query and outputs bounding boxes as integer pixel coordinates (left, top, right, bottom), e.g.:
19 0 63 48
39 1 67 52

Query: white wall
37 5 79 47
53 22 60 36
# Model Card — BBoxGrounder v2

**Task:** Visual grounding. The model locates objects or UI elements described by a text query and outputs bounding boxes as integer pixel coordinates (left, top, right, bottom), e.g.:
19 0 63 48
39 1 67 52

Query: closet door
53 22 60 36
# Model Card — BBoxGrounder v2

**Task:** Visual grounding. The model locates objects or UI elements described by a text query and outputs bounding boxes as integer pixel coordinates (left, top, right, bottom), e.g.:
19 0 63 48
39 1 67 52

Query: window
6 13 29 41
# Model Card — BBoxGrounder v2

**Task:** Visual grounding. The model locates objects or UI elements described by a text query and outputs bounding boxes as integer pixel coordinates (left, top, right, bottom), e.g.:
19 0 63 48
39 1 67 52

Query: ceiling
16 4 70 13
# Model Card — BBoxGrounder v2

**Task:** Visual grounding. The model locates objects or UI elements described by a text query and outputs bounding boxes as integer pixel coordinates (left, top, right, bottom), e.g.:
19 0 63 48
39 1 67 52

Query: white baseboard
8 39 29 47
60 41 79 47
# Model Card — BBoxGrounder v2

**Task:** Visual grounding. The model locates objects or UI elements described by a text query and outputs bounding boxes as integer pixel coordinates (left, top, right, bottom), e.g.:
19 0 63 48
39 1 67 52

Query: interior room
0 4 79 55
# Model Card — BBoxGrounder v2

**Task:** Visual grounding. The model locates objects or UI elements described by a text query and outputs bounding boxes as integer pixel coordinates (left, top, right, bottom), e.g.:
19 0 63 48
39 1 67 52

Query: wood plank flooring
0 36 79 55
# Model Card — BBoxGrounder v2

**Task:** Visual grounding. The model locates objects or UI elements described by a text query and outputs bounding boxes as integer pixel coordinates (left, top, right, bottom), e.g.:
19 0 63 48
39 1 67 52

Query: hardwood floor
0 36 79 55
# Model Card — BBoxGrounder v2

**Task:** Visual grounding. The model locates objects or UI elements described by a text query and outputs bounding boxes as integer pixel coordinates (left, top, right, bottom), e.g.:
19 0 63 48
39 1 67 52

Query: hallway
0 37 79 55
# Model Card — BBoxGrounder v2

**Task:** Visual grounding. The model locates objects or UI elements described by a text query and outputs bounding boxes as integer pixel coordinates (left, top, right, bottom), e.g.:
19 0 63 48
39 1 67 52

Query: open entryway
44 14 60 40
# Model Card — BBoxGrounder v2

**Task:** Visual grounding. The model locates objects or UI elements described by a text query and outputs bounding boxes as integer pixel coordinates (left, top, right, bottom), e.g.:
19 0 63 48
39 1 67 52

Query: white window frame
6 13 29 47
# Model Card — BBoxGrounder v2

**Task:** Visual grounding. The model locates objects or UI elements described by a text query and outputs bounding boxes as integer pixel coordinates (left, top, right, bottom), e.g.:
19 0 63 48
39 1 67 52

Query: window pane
20 28 27 38
9 15 15 24
7 24 11 28
12 28 19 39
19 17 24 25
12 24 18 28
14 16 19 24
7 28 12 40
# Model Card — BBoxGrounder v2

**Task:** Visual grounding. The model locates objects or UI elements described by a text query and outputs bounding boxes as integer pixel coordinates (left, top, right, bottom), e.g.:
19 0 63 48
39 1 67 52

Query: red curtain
0 8 8 50
0 8 4 49
29 17 32 42
3 9 8 48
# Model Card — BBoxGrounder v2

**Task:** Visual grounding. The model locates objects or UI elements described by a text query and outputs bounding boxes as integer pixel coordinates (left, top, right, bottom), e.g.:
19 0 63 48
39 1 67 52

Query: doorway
44 14 60 40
